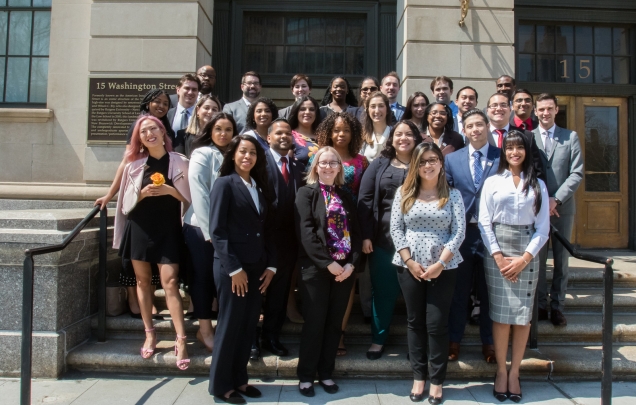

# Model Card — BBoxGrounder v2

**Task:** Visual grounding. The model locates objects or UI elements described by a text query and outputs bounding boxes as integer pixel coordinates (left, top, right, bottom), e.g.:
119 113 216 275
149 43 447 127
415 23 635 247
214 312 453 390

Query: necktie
495 129 505 148
280 156 290 185
472 150 483 190
179 109 189 130
543 132 552 155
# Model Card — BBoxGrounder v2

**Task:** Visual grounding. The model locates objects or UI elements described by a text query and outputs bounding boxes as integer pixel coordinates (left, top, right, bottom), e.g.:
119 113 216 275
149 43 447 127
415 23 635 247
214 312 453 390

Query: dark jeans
183 223 216 319
398 266 457 384
448 225 493 345
297 263 355 383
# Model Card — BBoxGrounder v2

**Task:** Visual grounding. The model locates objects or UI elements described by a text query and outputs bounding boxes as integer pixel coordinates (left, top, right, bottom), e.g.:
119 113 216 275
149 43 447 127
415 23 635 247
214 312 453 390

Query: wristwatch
554 198 562 205
438 259 448 269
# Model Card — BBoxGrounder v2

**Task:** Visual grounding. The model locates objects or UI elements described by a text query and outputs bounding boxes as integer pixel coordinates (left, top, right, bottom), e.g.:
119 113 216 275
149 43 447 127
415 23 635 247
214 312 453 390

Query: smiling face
330 78 348 102
381 76 400 102
298 100 316 127
148 93 170 119
254 102 273 128
292 79 311 98
411 96 428 120
316 151 341 185
535 99 559 129
359 79 379 103
197 99 221 126
177 80 199 108
456 88 477 113
233 139 258 176
513 92 533 119
432 80 452 104
241 75 261 99
211 118 234 149
392 123 416 155
418 150 442 183
368 96 387 124
505 141 526 169
487 94 511 128
427 104 448 130
330 117 352 148
267 121 293 154
463 114 488 149
496 76 516 98
139 119 166 150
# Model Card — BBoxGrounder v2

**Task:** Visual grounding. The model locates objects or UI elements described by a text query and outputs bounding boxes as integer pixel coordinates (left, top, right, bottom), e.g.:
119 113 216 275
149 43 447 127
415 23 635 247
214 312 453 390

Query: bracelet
404 257 413 265
522 258 529 265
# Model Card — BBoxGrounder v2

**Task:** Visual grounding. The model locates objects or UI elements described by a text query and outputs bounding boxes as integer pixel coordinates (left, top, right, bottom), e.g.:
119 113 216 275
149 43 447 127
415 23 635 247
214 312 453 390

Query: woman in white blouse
478 130 549 403
390 142 465 404
360 91 391 162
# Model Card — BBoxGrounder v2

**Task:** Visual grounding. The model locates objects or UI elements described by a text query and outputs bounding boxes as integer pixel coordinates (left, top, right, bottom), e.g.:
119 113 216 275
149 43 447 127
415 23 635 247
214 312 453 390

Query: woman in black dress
113 115 191 370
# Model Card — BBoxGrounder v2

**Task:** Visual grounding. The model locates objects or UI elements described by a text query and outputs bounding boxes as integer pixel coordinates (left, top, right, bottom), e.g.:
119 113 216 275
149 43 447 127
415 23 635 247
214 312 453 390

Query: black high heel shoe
427 395 443 404
493 373 508 402
508 377 522 403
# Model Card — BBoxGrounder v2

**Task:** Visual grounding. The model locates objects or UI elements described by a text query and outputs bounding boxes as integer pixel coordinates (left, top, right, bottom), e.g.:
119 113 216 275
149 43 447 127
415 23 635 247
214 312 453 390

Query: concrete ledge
0 183 111 201
0 108 54 123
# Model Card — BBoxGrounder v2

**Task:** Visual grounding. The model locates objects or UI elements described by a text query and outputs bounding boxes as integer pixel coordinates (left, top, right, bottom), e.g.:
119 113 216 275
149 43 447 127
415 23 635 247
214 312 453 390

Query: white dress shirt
454 113 465 137
361 126 390 162
478 170 550 257
540 123 556 154
269 148 286 174
468 142 489 180
171 102 194 134
242 97 252 108
490 123 511 135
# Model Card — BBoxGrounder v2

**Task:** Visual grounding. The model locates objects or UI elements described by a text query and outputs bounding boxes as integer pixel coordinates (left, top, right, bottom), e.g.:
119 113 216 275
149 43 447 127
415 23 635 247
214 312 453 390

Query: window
518 24 632 84
0 0 51 105
243 14 366 76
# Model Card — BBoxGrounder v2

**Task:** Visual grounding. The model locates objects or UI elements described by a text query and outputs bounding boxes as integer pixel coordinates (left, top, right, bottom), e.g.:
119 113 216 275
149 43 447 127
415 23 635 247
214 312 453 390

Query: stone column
396 0 514 106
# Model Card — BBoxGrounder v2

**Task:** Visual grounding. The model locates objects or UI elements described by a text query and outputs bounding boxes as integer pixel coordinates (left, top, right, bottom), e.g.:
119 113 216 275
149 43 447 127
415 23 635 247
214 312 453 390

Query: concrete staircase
66 251 636 380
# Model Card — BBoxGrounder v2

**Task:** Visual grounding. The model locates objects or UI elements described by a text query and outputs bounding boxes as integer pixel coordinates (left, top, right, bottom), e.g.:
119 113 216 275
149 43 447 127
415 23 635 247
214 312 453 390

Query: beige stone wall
396 0 514 109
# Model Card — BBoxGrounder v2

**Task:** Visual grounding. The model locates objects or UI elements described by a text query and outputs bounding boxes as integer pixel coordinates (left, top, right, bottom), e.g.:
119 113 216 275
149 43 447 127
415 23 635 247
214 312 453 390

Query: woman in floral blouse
294 146 362 397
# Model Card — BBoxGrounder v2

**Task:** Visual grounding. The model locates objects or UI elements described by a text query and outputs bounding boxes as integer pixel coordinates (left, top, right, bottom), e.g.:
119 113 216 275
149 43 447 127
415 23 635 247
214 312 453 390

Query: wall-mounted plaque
88 78 178 142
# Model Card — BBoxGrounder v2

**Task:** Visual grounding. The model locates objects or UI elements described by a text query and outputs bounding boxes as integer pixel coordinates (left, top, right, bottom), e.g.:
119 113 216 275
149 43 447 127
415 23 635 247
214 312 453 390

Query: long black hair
288 95 321 132
218 135 270 201
402 91 430 121
380 120 424 159
497 130 543 215
190 112 237 152
422 102 455 134
245 97 279 130
321 76 359 107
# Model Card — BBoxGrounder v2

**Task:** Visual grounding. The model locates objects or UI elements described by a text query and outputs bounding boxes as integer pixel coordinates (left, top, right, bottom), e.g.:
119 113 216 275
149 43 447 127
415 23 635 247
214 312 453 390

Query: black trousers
448 225 493 345
208 258 264 397
398 266 457 384
297 263 355 383
261 239 297 341
183 223 216 319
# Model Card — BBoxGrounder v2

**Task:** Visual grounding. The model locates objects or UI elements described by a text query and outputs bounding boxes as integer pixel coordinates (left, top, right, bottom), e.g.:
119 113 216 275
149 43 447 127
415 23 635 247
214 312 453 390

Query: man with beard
223 71 262 134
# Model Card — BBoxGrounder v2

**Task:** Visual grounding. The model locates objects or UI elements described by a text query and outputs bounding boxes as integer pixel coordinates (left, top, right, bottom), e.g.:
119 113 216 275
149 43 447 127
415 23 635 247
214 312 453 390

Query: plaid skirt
484 223 539 325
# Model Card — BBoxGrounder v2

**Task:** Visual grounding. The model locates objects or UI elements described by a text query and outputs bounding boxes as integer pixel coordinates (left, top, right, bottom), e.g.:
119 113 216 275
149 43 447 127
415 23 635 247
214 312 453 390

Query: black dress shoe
214 391 246 404
298 384 315 397
262 339 289 356
319 381 339 394
551 309 567 326
366 345 384 360
508 378 523 403
493 373 508 402
538 307 549 321
409 392 425 402
249 344 260 361
428 395 443 405
236 385 261 398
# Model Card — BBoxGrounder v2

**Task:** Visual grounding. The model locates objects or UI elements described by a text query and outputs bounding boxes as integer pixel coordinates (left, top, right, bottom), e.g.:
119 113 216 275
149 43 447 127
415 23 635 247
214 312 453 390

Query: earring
139 146 144 153
162 141 165 145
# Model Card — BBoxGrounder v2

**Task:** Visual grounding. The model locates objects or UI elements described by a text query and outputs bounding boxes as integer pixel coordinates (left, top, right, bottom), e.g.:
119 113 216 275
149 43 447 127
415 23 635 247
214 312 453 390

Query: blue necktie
473 150 483 190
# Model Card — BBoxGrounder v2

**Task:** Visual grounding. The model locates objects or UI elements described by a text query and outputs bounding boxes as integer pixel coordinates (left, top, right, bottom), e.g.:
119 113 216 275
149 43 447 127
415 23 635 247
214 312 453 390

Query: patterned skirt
484 223 539 325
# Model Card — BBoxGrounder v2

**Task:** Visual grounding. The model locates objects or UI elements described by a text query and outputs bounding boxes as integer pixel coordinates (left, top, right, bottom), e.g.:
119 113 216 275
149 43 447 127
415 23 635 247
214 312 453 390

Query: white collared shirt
468 143 490 180
455 113 465 137
269 148 286 174
171 102 194 134
242 97 252 108
478 170 550 257
490 123 511 135
361 126 390 162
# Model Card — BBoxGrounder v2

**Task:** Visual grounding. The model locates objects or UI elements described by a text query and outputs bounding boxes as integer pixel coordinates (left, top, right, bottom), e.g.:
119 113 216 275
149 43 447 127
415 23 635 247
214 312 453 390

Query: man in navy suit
445 108 500 363
252 118 305 359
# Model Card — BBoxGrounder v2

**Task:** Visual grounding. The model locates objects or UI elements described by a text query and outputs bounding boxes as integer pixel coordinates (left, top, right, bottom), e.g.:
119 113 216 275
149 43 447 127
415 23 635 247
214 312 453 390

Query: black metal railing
20 206 108 405
530 223 614 405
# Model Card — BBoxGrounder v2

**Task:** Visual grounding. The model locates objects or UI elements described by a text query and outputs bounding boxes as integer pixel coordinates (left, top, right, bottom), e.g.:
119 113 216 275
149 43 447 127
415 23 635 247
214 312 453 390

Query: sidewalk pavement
2 373 635 405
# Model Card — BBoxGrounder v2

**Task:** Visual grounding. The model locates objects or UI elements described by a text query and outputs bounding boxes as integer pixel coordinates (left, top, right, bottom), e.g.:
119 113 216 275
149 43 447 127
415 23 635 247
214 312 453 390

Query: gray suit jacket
223 98 250 134
532 126 583 216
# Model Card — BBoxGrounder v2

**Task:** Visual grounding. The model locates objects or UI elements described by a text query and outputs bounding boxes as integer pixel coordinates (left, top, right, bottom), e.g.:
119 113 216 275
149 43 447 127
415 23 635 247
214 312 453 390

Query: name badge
487 161 493 166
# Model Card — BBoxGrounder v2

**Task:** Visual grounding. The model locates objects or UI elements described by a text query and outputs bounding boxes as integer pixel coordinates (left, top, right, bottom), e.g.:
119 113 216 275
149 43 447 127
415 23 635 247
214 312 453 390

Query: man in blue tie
444 108 500 363
380 72 405 122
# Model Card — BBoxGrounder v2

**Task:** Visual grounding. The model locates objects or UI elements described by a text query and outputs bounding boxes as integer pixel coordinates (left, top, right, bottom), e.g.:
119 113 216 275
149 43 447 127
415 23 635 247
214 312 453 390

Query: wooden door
574 97 629 248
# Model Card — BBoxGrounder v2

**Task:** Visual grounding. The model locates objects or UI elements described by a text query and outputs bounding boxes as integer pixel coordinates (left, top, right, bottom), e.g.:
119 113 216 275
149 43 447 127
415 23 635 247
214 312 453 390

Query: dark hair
380 120 424 159
218 135 270 200
456 86 479 101
190 112 237 152
321 76 359 107
497 75 516 86
497 130 542 215
242 71 262 84
315 111 363 157
357 76 380 101
422 102 454 134
461 108 489 124
535 93 558 106
487 92 510 107
402 92 430 120
178 73 201 90
245 97 279 130
512 88 534 102
362 91 392 145
288 95 321 132
430 76 454 91
268 117 291 134
140 88 172 112
290 74 312 89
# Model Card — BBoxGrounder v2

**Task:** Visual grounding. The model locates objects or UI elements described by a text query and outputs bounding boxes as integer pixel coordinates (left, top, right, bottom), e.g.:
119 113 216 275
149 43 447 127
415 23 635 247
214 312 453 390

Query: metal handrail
21 206 108 405
530 223 614 405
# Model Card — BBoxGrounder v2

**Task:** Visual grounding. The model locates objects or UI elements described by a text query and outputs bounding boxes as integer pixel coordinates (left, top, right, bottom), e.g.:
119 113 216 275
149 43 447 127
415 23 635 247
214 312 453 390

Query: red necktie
495 129 505 148
280 156 290 184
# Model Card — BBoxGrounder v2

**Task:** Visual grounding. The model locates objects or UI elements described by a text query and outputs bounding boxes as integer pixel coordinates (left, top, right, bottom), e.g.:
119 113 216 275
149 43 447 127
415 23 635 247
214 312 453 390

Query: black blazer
209 172 276 275
439 130 466 156
357 156 392 242
295 183 362 271
176 129 195 158
265 150 305 229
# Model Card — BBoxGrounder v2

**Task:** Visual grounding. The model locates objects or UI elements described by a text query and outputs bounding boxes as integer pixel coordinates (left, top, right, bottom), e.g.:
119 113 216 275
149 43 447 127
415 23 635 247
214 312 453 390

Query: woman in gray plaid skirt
478 131 549 402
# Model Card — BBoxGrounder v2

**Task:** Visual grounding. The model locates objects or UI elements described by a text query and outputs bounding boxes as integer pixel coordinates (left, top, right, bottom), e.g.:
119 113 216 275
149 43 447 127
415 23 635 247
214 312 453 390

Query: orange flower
150 172 165 186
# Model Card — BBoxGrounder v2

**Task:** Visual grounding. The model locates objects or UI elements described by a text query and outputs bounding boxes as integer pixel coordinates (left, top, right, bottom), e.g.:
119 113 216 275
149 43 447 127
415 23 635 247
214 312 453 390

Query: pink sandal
175 335 190 370
140 328 156 359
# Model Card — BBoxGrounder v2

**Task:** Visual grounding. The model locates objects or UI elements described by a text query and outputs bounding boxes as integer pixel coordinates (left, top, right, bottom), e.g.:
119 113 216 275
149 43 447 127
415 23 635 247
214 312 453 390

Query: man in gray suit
222 71 262 134
533 93 583 326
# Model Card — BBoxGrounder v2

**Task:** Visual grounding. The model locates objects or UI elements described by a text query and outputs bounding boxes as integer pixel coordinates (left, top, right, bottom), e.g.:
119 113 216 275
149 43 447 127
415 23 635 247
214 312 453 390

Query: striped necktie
473 150 483 190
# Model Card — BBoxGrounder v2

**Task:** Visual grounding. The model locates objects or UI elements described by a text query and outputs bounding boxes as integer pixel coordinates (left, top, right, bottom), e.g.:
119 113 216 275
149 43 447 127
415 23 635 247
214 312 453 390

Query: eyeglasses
243 81 261 87
488 103 510 110
429 110 448 117
361 86 378 92
419 157 440 167
317 161 340 168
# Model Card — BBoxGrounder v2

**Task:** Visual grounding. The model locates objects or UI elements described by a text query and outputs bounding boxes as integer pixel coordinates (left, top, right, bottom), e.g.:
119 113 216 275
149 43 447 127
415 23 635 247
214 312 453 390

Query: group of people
95 66 583 405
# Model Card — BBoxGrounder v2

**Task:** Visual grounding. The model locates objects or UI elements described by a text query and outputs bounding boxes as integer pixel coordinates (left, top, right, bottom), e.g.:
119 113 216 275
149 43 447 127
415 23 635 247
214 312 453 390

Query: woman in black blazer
208 135 276 404
295 146 362 397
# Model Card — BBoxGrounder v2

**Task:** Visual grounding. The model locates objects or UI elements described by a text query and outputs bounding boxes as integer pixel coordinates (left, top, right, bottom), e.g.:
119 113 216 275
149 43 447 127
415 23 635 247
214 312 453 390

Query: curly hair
320 76 359 107
245 97 279 130
315 111 363 158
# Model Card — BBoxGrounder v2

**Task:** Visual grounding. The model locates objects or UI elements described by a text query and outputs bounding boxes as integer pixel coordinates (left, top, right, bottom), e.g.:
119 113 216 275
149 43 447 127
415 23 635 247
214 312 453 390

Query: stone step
0 208 114 231
66 338 636 379
0 199 116 210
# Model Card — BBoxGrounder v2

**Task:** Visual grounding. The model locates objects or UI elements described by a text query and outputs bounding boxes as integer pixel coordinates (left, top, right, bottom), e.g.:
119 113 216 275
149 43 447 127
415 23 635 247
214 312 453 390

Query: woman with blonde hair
390 142 465 403
179 94 222 157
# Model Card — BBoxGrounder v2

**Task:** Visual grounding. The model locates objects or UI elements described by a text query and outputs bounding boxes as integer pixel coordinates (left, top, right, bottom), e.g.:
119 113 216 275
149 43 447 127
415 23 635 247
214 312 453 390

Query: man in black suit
253 118 305 359
485 93 545 181
510 89 539 131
